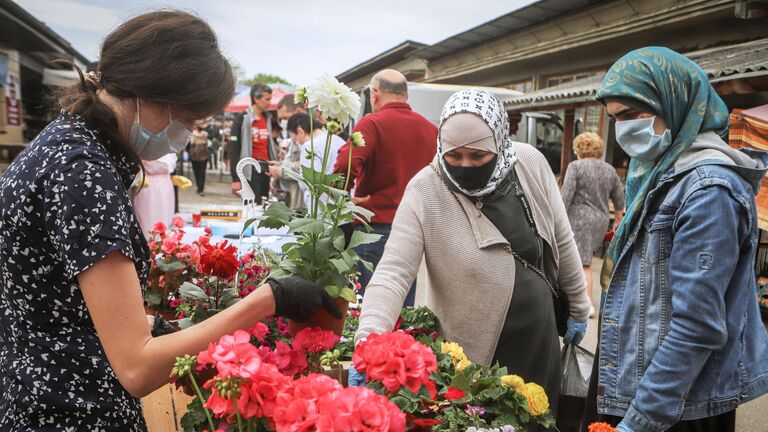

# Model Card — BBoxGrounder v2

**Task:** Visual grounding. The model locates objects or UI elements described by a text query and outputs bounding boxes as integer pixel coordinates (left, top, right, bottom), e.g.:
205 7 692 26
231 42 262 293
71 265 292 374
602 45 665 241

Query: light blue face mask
128 99 193 161
615 116 672 162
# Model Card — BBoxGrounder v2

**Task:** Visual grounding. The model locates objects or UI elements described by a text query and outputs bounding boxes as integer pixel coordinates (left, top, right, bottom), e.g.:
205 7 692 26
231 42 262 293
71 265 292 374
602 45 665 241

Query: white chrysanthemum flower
305 74 361 126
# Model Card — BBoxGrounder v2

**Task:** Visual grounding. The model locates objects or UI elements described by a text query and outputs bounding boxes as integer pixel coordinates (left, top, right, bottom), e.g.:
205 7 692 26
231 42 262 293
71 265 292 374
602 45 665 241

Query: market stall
729 104 768 319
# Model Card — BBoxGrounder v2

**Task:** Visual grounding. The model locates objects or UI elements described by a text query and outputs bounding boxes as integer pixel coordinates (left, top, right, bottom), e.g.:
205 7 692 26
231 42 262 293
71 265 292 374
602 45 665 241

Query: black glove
151 312 178 337
267 276 343 322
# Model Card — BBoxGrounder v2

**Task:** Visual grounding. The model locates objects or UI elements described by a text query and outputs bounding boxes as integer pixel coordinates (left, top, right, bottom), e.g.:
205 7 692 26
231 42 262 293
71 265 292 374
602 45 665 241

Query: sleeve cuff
622 405 668 432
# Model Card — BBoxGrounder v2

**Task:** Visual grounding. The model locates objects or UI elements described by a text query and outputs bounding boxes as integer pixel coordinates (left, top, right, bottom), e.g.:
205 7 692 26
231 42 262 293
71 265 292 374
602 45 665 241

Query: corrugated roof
688 38 768 81
411 0 603 61
504 38 768 110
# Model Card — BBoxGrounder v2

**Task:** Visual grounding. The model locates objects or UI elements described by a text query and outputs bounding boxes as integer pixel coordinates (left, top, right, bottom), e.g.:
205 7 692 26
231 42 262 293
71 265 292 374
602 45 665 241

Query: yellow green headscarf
597 47 729 290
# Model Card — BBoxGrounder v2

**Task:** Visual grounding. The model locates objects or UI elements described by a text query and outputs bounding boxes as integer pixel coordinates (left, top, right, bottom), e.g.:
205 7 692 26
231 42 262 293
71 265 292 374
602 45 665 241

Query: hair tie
86 71 102 89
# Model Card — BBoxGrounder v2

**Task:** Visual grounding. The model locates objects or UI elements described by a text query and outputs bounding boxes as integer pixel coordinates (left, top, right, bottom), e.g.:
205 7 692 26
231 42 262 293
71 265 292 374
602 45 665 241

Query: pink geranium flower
161 237 179 255
314 386 405 431
353 331 437 394
152 221 167 233
172 216 185 228
258 341 308 377
197 330 262 379
292 327 339 353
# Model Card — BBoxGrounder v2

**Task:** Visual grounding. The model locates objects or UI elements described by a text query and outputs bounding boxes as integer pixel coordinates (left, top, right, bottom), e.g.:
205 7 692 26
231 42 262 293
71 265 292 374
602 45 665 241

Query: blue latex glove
616 421 633 432
347 363 367 387
563 318 587 345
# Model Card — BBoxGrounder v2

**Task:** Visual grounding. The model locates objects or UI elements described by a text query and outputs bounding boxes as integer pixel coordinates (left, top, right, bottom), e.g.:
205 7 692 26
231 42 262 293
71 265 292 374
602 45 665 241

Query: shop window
504 80 534 93
543 71 600 88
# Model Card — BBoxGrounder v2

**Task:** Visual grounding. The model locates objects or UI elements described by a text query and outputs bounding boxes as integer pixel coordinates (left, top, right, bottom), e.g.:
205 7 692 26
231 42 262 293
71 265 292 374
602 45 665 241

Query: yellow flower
441 341 471 371
171 175 192 189
518 382 549 416
500 374 525 390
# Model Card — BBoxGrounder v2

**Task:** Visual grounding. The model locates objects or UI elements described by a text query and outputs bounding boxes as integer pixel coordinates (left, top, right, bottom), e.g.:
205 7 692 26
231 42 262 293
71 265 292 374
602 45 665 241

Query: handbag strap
431 164 560 299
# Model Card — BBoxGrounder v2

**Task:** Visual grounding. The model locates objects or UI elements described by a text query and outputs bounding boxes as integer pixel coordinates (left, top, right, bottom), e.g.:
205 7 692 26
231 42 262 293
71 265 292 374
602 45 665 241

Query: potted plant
246 75 381 336
144 217 203 319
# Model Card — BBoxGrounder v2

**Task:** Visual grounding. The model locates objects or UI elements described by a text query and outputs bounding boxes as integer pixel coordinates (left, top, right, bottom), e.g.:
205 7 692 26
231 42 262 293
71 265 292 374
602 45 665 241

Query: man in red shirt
334 69 437 306
230 83 276 202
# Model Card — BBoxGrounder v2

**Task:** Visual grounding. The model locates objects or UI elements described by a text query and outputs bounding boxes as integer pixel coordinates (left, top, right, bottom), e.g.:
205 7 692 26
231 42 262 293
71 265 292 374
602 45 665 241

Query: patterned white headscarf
438 89 518 197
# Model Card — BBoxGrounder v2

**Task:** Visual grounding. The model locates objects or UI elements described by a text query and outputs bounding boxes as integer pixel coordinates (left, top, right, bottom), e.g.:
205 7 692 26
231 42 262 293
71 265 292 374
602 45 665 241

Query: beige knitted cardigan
356 142 590 366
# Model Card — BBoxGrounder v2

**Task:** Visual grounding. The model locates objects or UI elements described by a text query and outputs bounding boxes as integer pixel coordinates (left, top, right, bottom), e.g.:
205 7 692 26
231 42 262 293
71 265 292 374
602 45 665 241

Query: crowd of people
1 9 767 432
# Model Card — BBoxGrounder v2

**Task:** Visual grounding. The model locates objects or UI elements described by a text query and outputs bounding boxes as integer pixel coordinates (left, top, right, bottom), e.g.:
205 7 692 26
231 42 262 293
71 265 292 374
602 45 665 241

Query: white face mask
614 116 672 162
128 99 193 160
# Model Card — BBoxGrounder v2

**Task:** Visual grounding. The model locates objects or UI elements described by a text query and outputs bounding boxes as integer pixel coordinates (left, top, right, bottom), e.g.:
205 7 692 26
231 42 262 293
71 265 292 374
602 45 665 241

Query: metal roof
336 40 426 83
503 38 768 111
688 38 768 81
411 0 604 61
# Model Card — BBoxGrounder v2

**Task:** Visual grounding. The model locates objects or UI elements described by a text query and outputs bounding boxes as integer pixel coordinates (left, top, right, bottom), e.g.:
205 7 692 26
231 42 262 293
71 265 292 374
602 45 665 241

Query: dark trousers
191 160 207 193
247 161 271 202
355 223 416 307
580 346 736 432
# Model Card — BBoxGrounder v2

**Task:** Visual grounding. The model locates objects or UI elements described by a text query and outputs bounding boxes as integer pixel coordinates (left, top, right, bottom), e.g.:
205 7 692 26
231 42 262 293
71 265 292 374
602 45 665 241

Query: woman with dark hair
0 11 339 431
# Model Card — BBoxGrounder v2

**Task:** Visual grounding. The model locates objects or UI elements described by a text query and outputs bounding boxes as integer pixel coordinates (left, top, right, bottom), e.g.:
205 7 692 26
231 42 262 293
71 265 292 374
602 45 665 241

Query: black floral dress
0 113 150 431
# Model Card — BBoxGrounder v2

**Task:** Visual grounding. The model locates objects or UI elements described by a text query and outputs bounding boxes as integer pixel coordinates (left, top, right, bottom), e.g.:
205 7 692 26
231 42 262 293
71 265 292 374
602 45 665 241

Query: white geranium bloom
306 74 361 126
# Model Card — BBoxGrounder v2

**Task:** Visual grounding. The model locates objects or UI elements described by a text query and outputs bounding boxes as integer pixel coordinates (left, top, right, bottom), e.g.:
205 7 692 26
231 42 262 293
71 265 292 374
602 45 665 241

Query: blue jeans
355 223 416 307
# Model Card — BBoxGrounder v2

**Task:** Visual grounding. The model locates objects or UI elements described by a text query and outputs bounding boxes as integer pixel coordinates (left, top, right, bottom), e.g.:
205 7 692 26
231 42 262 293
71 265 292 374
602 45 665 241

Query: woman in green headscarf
583 47 768 432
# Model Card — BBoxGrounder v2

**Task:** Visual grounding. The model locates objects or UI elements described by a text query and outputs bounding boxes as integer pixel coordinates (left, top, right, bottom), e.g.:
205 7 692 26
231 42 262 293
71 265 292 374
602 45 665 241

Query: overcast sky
14 0 536 85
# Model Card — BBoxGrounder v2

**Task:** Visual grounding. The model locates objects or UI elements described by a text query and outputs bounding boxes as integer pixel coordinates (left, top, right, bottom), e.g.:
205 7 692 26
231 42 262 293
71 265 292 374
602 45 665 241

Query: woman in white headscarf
352 89 591 416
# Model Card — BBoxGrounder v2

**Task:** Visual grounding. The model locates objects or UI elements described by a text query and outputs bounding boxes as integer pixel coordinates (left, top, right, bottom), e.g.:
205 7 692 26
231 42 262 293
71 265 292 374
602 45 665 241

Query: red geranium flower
292 327 339 353
444 386 467 401
353 331 437 394
199 240 239 279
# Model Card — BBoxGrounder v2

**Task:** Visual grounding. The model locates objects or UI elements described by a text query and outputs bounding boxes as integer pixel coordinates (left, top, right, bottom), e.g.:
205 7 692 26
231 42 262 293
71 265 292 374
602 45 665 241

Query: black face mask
443 154 498 191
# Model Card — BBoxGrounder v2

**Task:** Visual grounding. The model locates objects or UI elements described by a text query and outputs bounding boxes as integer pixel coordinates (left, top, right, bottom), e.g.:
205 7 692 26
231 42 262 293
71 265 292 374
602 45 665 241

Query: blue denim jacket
598 139 768 432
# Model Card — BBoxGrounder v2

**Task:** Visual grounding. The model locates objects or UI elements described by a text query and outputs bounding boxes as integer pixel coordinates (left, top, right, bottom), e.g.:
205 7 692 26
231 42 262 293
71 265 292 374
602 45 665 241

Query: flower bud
350 132 366 148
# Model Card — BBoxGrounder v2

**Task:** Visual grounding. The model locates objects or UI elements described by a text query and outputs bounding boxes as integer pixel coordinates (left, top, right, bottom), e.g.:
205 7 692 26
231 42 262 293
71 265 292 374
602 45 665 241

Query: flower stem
308 108 316 218
233 394 245 432
314 133 334 218
187 372 215 432
344 139 353 191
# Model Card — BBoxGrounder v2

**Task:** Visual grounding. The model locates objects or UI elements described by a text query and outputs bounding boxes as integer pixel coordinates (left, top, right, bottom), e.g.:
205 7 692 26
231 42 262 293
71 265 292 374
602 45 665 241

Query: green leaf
339 287 357 302
156 258 187 273
144 291 162 307
288 218 325 235
450 373 471 392
328 187 349 199
177 317 194 329
258 202 293 229
361 258 374 272
179 282 208 301
333 232 346 252
242 217 259 232
316 237 334 260
346 230 381 250
346 202 375 221
330 258 350 274
324 285 340 298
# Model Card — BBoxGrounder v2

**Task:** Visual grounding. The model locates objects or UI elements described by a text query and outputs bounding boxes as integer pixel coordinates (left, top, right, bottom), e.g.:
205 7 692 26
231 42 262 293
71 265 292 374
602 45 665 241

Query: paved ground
183 163 767 431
